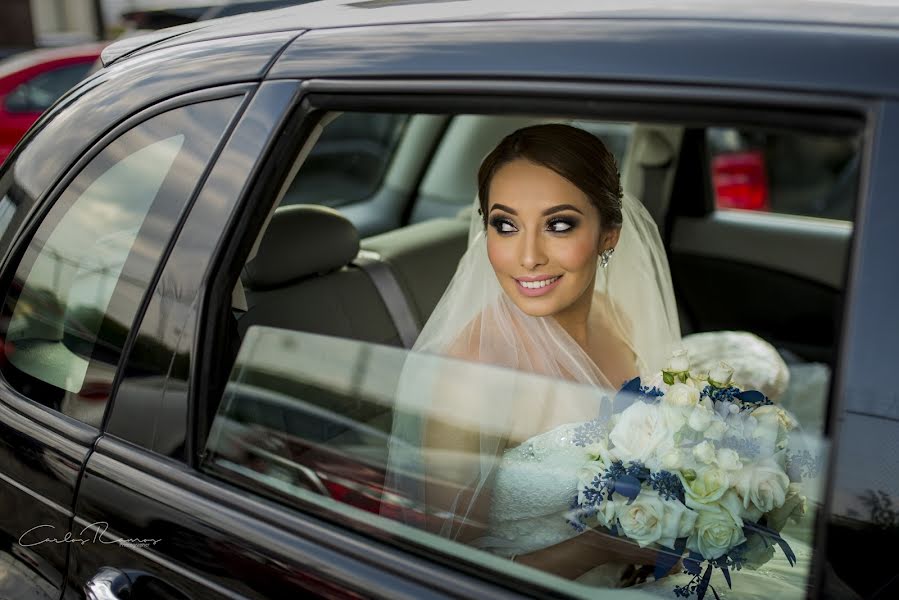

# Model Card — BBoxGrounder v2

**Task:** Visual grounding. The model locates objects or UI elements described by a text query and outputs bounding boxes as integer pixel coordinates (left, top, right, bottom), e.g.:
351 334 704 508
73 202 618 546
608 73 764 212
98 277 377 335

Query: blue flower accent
701 384 773 412
619 376 665 404
650 470 686 503
572 418 605 447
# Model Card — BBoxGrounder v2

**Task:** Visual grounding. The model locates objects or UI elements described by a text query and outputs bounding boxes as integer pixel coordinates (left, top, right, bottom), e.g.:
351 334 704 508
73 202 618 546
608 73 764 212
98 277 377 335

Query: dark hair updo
477 123 623 230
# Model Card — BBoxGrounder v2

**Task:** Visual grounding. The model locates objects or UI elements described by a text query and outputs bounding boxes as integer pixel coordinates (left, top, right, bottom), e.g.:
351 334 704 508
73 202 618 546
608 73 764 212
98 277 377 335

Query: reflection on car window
5 62 93 113
281 113 408 208
204 327 828 599
0 97 241 426
707 127 860 221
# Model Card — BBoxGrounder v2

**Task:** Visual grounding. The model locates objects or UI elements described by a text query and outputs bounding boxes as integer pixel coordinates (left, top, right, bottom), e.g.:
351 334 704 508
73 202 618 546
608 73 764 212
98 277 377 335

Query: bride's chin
508 295 561 318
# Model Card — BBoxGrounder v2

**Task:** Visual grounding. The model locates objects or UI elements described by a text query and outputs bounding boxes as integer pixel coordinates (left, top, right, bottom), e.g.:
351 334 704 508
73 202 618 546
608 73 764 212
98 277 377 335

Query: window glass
5 62 93 113
204 112 851 599
205 327 828 599
0 97 241 426
281 113 408 208
707 127 860 221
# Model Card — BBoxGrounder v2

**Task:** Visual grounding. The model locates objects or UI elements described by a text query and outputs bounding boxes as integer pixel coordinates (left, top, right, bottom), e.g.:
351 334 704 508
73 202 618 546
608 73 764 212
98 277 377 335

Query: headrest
243 204 359 289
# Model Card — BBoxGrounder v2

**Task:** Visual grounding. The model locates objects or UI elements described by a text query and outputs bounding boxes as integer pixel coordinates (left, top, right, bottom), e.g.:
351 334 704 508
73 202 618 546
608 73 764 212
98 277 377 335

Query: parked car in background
0 43 104 165
0 1 897 599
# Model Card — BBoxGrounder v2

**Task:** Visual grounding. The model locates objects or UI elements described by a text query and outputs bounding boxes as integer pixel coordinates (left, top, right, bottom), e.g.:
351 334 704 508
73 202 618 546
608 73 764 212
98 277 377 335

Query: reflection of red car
0 44 105 165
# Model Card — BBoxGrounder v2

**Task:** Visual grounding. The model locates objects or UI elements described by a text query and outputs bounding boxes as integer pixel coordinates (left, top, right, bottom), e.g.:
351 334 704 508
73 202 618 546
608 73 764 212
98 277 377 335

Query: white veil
383 191 681 540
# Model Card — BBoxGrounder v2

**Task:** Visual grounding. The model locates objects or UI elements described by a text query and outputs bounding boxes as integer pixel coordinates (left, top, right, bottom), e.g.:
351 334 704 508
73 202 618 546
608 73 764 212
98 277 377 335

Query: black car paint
0 1 895 598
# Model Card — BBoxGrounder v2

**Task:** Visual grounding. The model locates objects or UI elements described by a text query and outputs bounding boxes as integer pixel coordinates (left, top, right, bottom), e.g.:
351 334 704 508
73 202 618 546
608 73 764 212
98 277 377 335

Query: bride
385 124 812 596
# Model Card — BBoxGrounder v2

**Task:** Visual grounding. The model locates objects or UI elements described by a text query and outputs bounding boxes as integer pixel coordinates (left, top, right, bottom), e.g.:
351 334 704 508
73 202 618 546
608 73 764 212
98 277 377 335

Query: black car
0 1 897 598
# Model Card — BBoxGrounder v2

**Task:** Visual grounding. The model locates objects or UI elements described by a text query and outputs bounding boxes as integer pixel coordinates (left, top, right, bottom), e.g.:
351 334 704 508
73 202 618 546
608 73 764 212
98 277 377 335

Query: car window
4 62 93 113
0 97 241 427
707 127 860 221
196 108 854 599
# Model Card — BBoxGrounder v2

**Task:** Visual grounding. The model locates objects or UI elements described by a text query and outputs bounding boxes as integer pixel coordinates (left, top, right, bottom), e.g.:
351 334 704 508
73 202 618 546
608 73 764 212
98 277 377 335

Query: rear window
708 127 860 221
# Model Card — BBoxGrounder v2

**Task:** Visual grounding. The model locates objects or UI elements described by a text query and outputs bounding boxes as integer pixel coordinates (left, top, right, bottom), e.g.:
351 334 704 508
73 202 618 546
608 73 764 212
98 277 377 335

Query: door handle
84 567 132 600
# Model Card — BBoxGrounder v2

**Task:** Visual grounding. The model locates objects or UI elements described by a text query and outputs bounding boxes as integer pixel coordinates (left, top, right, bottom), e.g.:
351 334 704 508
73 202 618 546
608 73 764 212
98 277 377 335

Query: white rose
682 465 730 507
665 382 701 408
661 449 684 471
767 483 807 532
666 349 691 373
609 402 672 464
688 405 715 432
692 441 717 465
686 501 746 560
615 489 697 549
595 497 619 529
752 405 800 446
584 437 617 467
658 403 691 434
716 448 743 471
708 361 735 387
734 458 791 514
704 419 728 441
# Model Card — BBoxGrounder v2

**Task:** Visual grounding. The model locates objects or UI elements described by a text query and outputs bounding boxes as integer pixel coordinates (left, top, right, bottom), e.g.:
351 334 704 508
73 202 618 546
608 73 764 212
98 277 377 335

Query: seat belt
353 250 421 348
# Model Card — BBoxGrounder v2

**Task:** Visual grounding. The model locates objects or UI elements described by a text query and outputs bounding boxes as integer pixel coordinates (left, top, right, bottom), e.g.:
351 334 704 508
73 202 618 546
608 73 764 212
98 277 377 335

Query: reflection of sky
19 135 184 309
230 326 610 441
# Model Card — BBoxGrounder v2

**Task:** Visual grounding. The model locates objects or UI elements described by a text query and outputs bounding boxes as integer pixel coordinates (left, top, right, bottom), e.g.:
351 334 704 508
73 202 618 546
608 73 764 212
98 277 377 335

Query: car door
65 77 529 600
0 86 248 600
667 124 859 364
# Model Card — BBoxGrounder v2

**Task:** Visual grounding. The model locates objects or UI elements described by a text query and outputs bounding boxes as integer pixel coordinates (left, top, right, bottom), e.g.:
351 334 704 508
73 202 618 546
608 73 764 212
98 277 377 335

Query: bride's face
486 159 610 319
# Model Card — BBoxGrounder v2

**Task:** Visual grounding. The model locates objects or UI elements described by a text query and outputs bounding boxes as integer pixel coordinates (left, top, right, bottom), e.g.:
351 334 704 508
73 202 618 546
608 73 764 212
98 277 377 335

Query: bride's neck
551 287 594 350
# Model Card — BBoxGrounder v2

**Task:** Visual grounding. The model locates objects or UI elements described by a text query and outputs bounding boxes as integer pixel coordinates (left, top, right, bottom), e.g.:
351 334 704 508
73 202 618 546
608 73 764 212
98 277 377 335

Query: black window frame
193 78 872 599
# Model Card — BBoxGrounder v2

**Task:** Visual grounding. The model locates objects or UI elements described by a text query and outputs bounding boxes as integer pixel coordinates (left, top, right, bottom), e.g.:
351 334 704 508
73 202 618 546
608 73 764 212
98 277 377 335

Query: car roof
134 0 899 34
102 0 899 65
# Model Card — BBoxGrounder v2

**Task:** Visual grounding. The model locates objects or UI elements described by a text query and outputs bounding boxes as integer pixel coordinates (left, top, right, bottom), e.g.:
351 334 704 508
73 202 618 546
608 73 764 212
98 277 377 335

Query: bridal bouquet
566 351 813 599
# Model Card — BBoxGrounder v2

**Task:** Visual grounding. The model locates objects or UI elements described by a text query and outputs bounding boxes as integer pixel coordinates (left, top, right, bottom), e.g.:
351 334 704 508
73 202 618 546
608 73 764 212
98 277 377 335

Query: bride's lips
514 274 563 297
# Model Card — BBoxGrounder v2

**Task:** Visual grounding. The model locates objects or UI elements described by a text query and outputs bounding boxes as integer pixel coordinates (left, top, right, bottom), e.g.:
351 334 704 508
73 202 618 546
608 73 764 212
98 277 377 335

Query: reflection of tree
849 489 899 530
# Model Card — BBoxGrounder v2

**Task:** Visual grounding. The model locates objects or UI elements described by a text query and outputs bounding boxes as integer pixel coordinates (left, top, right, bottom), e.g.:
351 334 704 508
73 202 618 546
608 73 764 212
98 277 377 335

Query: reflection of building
0 1 102 51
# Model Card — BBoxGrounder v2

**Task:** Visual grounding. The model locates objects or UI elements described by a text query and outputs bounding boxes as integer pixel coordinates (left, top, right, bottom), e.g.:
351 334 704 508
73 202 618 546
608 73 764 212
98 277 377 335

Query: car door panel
0 393 95 600
671 211 851 361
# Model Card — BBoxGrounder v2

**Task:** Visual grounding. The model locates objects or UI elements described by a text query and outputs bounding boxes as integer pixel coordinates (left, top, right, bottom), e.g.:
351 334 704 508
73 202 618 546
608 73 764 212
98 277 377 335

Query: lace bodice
480 422 587 556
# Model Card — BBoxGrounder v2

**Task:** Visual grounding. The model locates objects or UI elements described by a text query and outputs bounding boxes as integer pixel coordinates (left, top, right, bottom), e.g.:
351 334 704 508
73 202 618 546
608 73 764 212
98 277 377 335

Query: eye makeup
489 215 518 234
546 216 578 233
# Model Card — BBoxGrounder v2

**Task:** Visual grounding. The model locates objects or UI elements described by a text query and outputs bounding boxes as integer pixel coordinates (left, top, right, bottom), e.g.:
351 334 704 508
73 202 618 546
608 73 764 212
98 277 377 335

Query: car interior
207 108 858 526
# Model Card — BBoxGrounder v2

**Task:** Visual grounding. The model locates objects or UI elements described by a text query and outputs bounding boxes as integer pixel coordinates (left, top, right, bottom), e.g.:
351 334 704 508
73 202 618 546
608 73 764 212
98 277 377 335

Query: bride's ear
599 226 621 254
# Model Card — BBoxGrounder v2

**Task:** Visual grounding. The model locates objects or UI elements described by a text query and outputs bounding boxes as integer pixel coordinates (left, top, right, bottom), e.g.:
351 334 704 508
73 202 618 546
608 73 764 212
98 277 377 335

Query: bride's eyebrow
543 204 584 216
488 203 517 215
488 203 584 216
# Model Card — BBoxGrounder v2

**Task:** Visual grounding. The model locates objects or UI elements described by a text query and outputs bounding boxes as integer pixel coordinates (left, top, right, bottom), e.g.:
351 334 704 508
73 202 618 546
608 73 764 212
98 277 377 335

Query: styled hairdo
477 123 623 229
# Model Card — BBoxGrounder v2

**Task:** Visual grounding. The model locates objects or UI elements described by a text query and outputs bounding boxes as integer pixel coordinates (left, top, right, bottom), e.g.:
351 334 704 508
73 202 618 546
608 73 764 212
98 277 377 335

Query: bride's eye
547 217 577 233
489 216 518 234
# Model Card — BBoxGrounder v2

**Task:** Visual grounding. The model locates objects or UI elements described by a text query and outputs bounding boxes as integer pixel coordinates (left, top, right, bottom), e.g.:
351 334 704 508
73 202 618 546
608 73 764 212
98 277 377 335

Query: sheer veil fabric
384 192 681 540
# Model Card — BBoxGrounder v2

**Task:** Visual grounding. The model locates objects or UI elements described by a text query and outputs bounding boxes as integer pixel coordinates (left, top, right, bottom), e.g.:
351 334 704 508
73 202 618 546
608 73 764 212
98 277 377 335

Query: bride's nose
520 230 548 270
